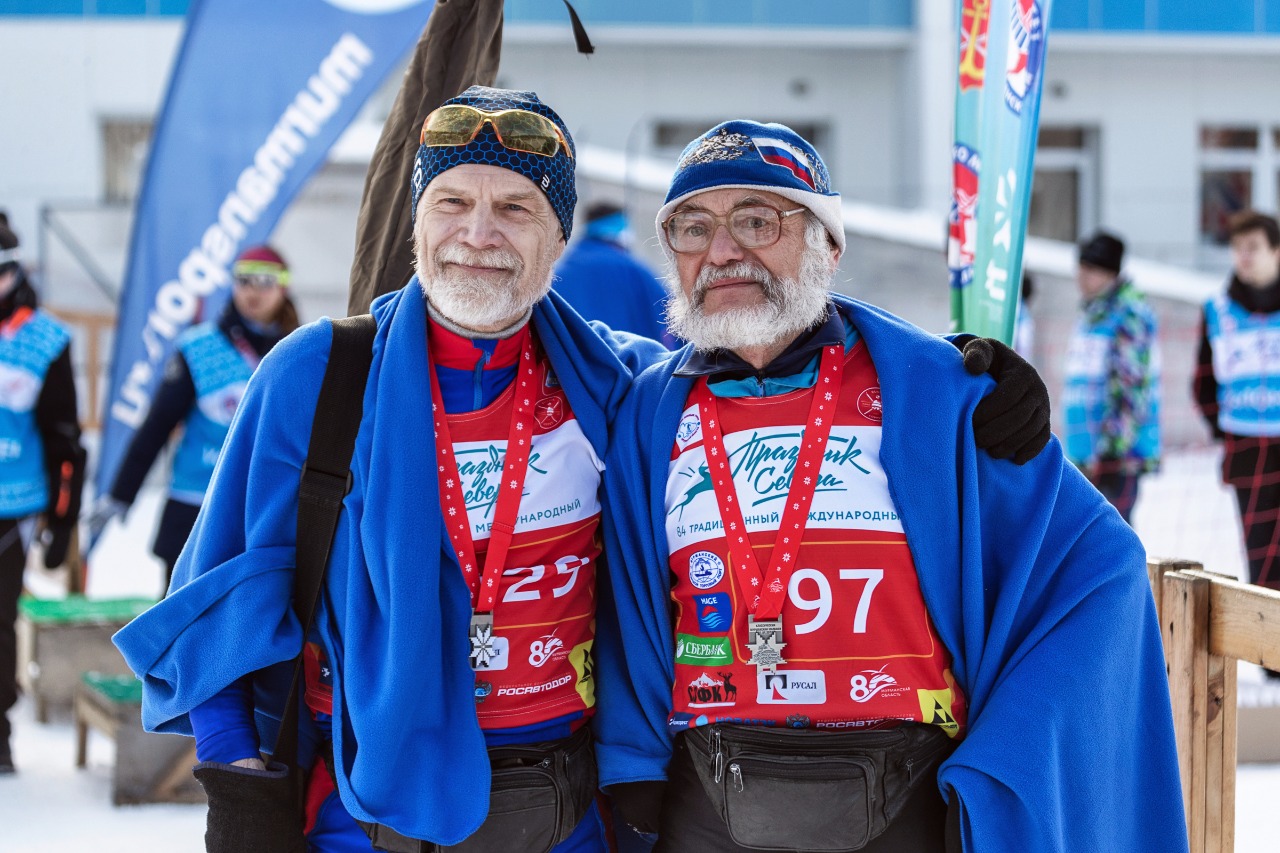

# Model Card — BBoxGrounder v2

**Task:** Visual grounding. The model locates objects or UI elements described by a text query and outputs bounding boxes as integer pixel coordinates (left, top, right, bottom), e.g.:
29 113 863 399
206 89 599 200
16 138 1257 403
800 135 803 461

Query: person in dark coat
0 212 85 773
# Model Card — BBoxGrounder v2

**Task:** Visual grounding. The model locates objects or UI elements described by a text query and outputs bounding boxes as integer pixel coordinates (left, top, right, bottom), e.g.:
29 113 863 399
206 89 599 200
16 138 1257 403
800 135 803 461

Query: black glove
40 520 74 569
607 780 666 834
44 441 86 566
193 760 306 853
953 335 1051 465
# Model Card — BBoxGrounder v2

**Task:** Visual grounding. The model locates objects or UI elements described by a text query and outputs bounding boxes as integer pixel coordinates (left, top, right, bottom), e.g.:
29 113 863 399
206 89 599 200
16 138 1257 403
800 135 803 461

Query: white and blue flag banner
98 0 433 495
947 0 1052 342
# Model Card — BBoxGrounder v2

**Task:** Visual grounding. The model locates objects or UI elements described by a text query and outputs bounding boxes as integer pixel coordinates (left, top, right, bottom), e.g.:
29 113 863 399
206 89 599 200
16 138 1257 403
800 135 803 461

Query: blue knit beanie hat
656 120 845 252
411 86 577 240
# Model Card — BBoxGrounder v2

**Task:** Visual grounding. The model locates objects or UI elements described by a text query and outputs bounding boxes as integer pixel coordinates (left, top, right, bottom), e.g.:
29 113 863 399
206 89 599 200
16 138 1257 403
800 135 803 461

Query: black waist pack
683 722 953 852
358 724 597 853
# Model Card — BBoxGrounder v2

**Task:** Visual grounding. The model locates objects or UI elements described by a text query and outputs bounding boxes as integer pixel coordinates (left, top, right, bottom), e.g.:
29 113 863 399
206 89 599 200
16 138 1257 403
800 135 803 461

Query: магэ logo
693 592 732 632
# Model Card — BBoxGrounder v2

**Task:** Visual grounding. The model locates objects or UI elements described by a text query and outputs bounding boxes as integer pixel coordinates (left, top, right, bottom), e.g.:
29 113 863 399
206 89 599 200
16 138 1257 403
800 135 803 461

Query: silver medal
468 613 501 671
745 617 787 673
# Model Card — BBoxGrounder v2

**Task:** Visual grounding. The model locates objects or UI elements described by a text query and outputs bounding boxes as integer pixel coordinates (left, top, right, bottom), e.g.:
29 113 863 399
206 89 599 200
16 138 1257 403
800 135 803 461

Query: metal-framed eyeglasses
662 204 807 254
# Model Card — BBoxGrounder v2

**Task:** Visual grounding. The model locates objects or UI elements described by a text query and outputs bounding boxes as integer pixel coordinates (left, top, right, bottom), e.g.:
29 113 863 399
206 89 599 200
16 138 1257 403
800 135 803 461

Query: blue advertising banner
947 0 1052 341
98 0 434 496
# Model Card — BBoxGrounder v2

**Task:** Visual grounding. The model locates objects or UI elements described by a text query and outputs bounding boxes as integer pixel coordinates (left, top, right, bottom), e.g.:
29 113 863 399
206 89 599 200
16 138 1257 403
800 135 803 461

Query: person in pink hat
86 245 300 587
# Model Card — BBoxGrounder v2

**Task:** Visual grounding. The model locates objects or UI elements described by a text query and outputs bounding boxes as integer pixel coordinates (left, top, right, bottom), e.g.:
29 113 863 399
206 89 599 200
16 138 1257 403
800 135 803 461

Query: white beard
664 234 833 353
417 242 554 331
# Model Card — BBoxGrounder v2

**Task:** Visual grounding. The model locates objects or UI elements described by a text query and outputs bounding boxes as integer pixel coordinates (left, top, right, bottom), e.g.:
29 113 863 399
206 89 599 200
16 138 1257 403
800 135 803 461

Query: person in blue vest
86 246 299 587
1061 230 1160 523
1194 210 1280 614
554 202 676 347
0 212 86 774
593 122 1185 853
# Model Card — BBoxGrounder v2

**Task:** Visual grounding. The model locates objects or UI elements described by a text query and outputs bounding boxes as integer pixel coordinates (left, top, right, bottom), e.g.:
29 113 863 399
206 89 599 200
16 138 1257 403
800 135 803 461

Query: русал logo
757 671 827 704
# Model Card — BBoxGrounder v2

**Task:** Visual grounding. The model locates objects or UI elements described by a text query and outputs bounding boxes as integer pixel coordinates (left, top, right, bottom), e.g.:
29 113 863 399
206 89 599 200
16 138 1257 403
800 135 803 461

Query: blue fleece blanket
114 281 666 844
594 294 1188 852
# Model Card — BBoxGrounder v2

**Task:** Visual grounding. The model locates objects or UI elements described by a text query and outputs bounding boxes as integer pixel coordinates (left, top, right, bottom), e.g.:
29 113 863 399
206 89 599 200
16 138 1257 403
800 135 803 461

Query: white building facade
2 0 1280 276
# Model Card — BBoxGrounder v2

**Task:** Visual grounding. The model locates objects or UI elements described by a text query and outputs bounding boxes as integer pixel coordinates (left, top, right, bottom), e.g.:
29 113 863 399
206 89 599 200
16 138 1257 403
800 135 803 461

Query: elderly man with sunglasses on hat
593 122 1188 853
115 89 1052 853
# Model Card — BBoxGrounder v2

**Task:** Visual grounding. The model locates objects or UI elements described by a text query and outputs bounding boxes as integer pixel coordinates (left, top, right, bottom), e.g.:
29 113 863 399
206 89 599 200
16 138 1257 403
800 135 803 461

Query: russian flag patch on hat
752 137 817 190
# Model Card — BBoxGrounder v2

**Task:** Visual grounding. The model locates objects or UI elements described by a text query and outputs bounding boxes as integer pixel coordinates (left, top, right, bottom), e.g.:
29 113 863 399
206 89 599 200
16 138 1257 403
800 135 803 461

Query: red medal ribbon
694 344 845 620
430 331 538 614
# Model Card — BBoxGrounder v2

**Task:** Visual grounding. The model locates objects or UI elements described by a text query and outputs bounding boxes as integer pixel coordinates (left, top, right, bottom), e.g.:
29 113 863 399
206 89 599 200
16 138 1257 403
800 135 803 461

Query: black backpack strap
273 314 376 771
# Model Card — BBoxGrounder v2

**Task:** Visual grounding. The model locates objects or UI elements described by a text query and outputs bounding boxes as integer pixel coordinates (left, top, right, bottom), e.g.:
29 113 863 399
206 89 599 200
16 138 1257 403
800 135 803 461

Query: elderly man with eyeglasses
115 91 1051 853
593 122 1188 853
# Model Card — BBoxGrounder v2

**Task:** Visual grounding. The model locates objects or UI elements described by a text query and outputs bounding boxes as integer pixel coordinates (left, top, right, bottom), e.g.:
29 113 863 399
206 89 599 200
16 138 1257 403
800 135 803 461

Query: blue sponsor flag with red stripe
98 0 434 498
947 0 1052 341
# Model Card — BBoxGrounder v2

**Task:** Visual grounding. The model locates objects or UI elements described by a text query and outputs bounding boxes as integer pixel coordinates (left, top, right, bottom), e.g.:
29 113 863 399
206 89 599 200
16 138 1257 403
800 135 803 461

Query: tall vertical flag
97 0 434 496
948 0 1051 341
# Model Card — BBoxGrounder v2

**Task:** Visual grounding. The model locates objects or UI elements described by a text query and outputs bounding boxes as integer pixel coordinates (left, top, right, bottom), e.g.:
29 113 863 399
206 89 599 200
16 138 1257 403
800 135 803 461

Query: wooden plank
151 741 199 802
1164 571 1211 853
1194 574 1280 668
1148 558 1203 625
1204 648 1226 853
1221 656 1237 853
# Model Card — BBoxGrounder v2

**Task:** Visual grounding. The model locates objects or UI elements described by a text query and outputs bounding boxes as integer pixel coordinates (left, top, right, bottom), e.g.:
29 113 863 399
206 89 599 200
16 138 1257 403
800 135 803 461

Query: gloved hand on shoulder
952 334 1051 465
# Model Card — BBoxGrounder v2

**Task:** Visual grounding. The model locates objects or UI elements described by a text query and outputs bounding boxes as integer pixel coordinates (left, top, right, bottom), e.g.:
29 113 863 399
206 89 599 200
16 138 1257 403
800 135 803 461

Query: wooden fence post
1163 570 1210 853
1148 557 1203 625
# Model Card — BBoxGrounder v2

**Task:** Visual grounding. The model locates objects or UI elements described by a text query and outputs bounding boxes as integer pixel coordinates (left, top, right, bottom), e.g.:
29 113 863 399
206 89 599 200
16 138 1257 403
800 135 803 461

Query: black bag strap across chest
274 314 376 771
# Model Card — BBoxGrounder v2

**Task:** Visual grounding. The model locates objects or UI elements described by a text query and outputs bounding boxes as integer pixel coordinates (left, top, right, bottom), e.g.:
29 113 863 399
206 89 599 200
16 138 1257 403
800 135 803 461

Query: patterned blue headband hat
656 120 845 253
411 86 577 240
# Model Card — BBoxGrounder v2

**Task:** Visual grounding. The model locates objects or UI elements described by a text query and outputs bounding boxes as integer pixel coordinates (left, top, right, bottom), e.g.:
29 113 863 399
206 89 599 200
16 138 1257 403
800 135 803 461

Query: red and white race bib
304 353 602 730
452 355 602 728
665 342 966 736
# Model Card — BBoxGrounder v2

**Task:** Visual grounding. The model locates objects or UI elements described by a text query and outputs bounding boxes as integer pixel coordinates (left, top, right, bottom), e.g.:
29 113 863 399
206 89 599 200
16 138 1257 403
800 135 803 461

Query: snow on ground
1 451 1278 851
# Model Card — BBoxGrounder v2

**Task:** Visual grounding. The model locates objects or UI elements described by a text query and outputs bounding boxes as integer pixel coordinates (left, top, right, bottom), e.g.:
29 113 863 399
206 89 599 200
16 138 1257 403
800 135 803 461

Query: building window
102 118 153 204
1198 124 1280 246
1201 170 1252 245
1028 126 1097 243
